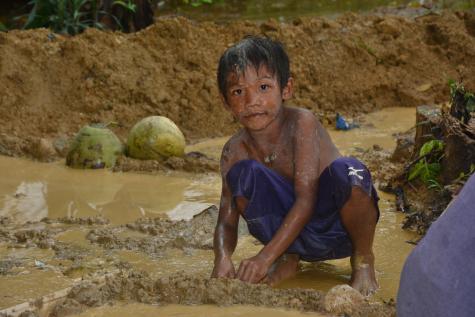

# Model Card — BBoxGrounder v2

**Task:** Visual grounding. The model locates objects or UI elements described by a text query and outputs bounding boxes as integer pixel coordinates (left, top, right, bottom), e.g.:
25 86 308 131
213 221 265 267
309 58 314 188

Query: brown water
73 303 327 317
0 107 417 314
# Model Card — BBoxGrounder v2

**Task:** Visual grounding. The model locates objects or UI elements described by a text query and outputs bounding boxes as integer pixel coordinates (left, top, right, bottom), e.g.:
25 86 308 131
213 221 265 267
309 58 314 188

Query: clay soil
0 9 475 161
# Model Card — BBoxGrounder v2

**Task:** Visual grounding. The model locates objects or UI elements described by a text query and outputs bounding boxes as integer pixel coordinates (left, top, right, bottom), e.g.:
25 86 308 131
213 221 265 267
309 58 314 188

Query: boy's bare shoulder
285 106 320 128
220 130 247 174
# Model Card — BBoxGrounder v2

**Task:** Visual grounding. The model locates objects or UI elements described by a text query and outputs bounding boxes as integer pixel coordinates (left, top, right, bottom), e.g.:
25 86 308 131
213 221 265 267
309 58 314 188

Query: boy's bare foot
350 253 379 296
263 254 300 286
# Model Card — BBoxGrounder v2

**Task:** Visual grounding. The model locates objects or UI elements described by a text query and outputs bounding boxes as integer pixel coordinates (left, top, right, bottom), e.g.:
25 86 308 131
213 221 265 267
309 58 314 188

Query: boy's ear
220 94 230 110
282 77 294 101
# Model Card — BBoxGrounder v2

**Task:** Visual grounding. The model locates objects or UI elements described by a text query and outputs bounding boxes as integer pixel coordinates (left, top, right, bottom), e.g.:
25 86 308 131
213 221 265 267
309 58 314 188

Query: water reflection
1 181 48 223
0 157 220 225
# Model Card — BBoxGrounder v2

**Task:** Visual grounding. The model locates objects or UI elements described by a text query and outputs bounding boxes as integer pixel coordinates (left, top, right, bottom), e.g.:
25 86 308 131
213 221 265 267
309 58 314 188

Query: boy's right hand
211 257 236 278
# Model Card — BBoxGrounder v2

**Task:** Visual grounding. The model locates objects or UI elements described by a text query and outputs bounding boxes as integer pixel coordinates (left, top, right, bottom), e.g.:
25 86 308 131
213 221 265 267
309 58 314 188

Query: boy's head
217 36 290 101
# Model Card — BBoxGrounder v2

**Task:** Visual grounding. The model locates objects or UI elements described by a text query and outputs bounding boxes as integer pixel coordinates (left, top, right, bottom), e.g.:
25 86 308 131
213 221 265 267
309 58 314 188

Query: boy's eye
232 89 242 96
260 84 269 91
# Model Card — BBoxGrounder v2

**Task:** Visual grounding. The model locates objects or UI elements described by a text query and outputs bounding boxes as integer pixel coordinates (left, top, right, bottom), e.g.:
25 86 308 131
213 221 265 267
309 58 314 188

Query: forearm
257 201 313 265
213 223 238 261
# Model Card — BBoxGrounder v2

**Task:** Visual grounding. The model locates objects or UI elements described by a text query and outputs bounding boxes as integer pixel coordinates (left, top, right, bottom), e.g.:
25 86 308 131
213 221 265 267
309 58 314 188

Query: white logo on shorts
348 166 364 180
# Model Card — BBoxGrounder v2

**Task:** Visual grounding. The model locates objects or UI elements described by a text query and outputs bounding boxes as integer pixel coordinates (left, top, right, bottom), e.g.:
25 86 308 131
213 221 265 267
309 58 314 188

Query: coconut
66 125 123 169
127 116 185 160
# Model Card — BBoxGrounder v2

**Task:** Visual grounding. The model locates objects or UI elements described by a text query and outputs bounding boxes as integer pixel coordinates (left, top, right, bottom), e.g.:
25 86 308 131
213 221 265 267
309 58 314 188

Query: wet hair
217 35 290 99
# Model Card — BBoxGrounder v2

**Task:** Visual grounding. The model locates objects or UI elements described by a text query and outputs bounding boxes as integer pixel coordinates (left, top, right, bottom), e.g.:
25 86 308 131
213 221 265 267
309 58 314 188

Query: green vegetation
449 79 475 114
20 0 136 35
112 0 137 12
408 140 444 190
0 22 7 32
182 0 215 7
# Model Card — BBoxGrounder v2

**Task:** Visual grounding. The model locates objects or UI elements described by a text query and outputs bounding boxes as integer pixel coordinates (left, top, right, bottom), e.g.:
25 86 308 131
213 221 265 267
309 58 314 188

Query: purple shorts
226 157 379 261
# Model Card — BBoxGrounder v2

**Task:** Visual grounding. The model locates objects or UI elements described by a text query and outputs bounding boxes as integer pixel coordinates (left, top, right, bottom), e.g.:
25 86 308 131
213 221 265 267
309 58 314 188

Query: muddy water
0 158 220 225
73 303 327 317
0 107 416 313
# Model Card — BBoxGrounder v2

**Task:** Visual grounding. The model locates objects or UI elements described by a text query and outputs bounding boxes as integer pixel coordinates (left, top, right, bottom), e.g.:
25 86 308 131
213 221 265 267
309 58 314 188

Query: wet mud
19 271 395 317
0 209 395 317
112 151 219 174
0 10 475 161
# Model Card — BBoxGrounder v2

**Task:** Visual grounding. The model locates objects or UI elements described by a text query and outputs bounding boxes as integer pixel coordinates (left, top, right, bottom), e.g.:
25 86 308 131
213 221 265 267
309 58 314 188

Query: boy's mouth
243 111 266 119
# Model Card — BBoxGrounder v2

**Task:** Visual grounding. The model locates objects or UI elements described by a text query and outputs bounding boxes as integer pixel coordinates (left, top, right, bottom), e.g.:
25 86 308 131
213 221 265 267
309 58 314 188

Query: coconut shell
66 125 123 169
127 116 185 160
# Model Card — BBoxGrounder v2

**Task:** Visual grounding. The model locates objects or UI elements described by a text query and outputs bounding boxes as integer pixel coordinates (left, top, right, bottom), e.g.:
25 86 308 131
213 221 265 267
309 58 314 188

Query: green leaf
0 22 7 32
466 97 475 113
113 0 136 13
419 140 444 157
408 161 425 181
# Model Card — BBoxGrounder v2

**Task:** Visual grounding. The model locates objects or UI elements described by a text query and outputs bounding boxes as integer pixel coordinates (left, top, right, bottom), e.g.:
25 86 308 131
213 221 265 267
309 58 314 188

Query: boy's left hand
236 254 271 283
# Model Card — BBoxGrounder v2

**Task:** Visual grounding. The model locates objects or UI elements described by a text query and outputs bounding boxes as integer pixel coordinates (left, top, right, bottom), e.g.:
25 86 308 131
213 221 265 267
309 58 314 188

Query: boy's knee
226 159 266 200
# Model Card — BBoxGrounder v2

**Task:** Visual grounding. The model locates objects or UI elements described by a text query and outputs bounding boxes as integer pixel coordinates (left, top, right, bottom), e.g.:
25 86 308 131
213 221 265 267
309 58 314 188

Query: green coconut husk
66 125 123 169
127 116 185 160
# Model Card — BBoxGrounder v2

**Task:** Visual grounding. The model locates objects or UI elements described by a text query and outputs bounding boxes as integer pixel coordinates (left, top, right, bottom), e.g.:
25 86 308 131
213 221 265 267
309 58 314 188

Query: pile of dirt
1 10 475 161
43 271 395 317
87 205 219 253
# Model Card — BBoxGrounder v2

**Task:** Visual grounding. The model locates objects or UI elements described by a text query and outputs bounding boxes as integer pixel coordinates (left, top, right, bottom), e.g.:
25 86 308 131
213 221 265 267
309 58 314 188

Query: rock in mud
324 284 364 315
127 116 186 161
66 125 123 169
49 298 85 317
31 138 56 162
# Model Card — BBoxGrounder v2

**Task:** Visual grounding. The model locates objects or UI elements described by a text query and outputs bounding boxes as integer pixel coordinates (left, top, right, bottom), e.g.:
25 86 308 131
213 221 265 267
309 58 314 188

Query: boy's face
222 64 293 131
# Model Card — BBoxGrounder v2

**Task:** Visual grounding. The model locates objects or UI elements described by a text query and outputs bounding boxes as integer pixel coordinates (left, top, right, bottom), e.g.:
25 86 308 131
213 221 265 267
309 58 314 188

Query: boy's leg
339 186 379 296
235 196 300 285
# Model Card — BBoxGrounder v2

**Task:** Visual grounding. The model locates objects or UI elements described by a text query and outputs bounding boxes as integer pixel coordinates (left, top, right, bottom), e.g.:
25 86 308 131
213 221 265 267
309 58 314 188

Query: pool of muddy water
0 107 418 315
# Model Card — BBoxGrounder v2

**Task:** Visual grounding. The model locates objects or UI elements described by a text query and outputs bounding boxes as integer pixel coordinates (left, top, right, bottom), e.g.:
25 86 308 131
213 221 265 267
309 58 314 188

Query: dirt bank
0 10 475 160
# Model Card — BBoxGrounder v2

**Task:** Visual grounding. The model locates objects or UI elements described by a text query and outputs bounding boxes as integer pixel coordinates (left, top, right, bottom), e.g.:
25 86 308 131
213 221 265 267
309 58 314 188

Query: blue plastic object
336 113 358 130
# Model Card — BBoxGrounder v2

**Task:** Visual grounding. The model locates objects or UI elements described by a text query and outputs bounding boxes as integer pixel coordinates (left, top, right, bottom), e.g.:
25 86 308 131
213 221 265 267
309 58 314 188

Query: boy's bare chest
244 138 295 182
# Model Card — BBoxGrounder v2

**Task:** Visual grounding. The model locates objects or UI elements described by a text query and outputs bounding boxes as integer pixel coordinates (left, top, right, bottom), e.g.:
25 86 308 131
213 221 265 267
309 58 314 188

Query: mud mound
0 10 475 160
112 151 219 173
43 271 394 317
86 205 248 253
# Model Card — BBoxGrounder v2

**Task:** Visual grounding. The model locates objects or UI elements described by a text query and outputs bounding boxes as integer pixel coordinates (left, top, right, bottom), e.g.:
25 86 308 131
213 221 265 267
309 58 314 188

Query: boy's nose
245 89 260 108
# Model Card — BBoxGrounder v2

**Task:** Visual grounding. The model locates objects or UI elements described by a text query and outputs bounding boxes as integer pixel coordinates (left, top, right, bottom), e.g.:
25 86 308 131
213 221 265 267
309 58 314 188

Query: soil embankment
1 10 475 160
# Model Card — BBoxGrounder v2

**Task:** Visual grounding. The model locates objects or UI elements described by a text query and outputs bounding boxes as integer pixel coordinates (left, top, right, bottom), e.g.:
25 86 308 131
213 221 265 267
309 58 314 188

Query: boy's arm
236 111 320 283
211 148 240 278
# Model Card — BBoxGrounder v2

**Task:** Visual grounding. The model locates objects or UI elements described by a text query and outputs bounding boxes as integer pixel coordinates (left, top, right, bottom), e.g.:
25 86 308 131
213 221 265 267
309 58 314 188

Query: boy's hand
211 257 236 278
237 254 271 283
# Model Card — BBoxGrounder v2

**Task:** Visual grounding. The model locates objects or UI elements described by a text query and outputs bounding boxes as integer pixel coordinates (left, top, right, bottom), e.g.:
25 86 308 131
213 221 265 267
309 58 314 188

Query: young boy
211 36 379 296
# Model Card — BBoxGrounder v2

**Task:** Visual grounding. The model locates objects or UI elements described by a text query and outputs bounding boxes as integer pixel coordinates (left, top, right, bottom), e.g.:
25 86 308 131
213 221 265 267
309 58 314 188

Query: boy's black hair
217 35 290 99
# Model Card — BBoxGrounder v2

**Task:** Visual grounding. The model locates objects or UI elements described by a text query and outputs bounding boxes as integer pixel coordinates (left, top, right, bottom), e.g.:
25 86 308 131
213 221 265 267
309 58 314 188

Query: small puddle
0 107 417 312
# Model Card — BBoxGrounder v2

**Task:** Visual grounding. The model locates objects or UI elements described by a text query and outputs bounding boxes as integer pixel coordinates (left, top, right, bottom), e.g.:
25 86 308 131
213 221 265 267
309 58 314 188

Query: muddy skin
264 254 300 286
